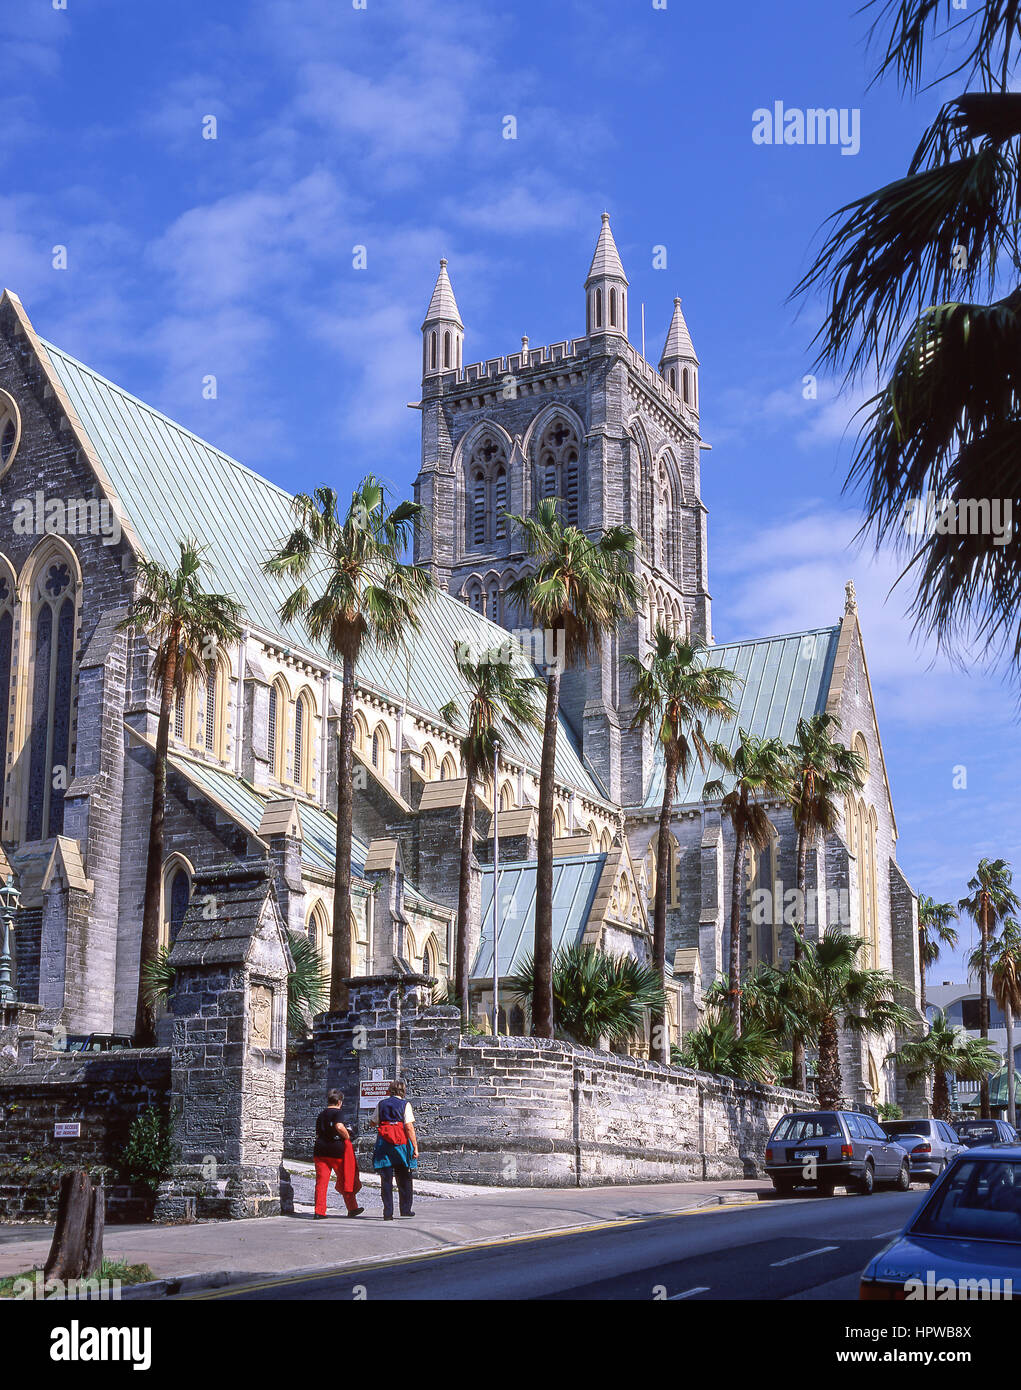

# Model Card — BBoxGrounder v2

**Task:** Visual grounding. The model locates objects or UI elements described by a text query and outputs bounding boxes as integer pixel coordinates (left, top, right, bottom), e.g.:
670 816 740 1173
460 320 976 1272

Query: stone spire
585 213 629 340
422 258 464 376
659 297 699 411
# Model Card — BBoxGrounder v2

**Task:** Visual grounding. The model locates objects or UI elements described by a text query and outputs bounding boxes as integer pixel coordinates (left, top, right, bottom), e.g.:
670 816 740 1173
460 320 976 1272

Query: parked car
881 1118 964 1183
955 1118 1018 1148
765 1110 912 1196
860 1145 1021 1299
57 1032 134 1053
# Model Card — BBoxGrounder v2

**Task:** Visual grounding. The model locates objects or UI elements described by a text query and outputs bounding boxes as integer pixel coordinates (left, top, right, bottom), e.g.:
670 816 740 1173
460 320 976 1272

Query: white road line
770 1245 839 1267
872 1229 901 1239
669 1286 711 1299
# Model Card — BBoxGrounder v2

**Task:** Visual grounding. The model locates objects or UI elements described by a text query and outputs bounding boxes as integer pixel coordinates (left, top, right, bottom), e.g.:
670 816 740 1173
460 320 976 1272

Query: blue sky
3 0 1016 978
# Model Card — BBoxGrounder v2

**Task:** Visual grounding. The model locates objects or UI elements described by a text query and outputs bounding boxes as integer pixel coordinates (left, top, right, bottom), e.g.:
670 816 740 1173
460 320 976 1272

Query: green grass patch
0 1258 154 1298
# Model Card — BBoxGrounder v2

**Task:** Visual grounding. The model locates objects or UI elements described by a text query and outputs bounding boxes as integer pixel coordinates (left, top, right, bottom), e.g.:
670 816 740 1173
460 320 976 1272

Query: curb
120 1190 767 1299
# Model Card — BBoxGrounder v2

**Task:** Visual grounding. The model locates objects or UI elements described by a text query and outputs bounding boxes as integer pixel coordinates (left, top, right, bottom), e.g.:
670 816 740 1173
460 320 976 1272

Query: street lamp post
0 875 21 1008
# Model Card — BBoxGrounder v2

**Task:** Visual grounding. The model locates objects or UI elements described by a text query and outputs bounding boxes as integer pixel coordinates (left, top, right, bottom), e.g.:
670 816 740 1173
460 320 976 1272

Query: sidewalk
0 1169 771 1297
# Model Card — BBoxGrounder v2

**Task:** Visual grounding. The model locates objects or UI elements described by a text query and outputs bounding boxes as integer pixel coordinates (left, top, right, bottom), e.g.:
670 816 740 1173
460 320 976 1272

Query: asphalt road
206 1186 928 1301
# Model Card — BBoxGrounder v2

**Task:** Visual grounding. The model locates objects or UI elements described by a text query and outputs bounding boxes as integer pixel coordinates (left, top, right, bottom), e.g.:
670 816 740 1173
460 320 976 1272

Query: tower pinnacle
585 213 628 340
659 296 699 411
422 258 464 376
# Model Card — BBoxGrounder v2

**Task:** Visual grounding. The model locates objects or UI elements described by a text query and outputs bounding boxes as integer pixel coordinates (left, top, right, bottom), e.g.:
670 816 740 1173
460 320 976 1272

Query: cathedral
0 215 922 1107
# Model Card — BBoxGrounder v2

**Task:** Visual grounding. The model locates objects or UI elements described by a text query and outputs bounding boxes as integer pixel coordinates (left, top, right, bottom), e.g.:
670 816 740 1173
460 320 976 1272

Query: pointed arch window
609 287 617 327
443 331 451 368
430 332 437 370
472 472 487 546
0 568 14 818
0 392 20 471
267 684 278 766
487 582 500 622
465 432 508 549
535 418 579 516
683 369 690 404
595 288 602 328
294 691 310 789
26 555 78 841
162 857 193 949
204 664 217 751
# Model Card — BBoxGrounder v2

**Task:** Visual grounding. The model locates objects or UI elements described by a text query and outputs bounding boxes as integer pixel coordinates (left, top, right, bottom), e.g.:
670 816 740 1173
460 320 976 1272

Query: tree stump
44 1171 104 1283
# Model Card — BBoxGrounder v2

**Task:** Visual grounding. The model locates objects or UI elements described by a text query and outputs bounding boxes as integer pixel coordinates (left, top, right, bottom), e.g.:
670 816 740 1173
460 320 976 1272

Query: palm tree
118 540 243 1045
792 930 913 1111
792 1 1021 679
264 479 433 1009
506 943 666 1051
959 858 1020 1117
704 732 791 1035
895 1009 1000 1122
506 499 640 1038
785 713 866 1087
678 1009 787 1086
917 894 959 1016
441 643 544 1027
623 628 739 1062
988 921 1021 1127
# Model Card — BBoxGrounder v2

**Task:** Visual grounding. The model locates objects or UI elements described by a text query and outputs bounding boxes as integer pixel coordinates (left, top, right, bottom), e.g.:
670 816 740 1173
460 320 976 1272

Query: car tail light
911 1143 931 1155
841 1143 853 1159
765 1147 774 1162
859 1280 906 1301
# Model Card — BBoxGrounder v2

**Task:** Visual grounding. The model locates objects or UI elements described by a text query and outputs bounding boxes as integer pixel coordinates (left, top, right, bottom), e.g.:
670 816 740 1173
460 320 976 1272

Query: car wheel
854 1162 875 1196
895 1162 911 1192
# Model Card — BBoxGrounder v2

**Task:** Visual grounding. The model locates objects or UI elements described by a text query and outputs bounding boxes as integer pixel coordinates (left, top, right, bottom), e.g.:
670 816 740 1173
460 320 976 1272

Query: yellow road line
184 1196 769 1300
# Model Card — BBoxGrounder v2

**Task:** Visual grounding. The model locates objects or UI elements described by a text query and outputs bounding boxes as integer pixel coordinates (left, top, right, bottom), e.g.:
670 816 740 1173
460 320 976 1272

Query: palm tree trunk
791 825 809 1090
817 1011 842 1110
651 746 678 1065
932 1066 950 1121
1006 1002 1016 1130
455 761 476 1027
532 665 560 1039
331 653 356 1011
919 957 927 1019
728 806 746 1036
135 637 179 1046
980 892 991 1119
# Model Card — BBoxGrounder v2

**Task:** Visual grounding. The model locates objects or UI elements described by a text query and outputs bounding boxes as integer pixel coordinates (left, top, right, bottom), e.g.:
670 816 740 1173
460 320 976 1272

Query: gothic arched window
162 857 193 949
610 287 617 327
0 392 19 471
535 418 579 516
294 690 312 790
683 369 691 404
487 581 500 623
0 565 15 818
465 432 508 549
26 552 79 841
595 288 602 328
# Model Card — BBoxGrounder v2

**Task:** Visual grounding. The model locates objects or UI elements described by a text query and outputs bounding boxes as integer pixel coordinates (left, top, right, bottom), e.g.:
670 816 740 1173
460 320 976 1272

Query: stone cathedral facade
0 215 921 1109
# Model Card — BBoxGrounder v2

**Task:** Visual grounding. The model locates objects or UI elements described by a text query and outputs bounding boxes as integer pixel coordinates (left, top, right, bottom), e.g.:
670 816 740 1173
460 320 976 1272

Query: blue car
860 1144 1021 1300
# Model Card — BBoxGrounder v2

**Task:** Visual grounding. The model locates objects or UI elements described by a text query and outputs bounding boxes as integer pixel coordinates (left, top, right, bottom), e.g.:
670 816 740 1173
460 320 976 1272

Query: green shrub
117 1106 179 1194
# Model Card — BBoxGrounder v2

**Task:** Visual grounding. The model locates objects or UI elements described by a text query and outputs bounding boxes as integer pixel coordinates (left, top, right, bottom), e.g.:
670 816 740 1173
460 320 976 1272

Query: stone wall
291 978 812 1187
0 1047 170 1221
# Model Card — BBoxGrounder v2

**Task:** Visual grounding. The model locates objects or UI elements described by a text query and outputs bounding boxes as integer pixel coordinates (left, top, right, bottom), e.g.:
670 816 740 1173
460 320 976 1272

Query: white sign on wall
54 1122 81 1139
359 1080 391 1109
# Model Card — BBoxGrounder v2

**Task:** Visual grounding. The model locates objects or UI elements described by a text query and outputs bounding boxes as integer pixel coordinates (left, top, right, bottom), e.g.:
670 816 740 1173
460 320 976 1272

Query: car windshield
882 1121 931 1138
771 1115 842 1142
911 1159 1021 1242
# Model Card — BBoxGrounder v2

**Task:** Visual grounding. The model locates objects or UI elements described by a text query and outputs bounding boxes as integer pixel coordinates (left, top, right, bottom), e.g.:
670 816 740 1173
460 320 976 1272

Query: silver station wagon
765 1110 912 1196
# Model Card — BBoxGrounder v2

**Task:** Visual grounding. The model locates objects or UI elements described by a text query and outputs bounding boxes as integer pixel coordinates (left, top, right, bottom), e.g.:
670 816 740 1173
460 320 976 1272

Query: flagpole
492 740 501 1036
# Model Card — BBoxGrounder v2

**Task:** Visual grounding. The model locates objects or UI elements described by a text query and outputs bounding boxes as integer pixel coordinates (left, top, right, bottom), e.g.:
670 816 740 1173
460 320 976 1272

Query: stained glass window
169 867 190 943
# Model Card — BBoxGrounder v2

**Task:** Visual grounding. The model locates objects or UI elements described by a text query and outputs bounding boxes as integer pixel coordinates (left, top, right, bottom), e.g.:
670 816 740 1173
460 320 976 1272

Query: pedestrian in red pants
313 1089 363 1218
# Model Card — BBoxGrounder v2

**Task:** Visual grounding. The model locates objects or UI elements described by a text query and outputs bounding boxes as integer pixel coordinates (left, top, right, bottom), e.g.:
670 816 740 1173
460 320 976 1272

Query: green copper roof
42 338 599 799
642 625 840 809
472 853 604 979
